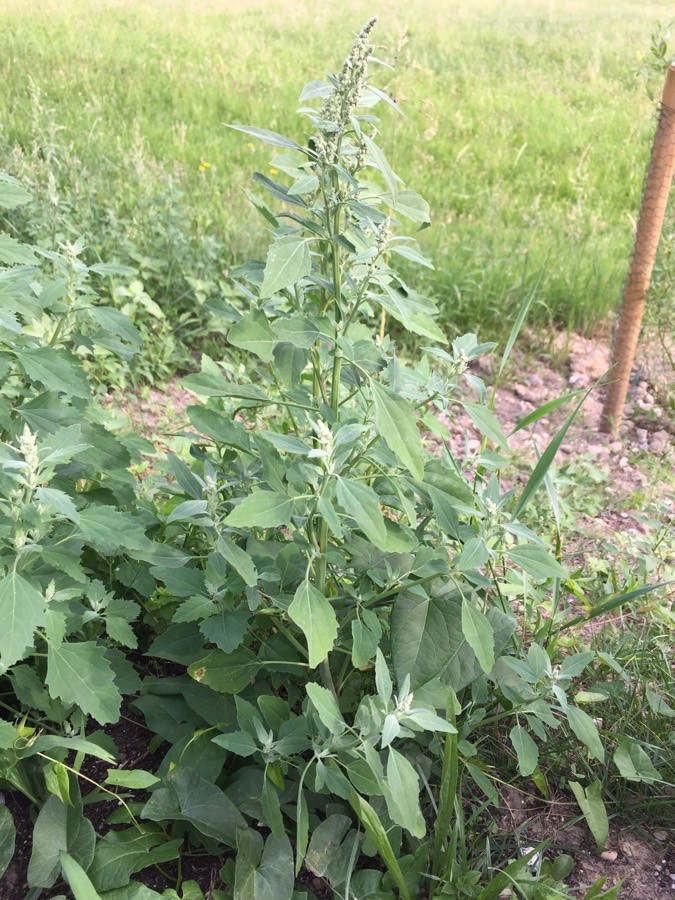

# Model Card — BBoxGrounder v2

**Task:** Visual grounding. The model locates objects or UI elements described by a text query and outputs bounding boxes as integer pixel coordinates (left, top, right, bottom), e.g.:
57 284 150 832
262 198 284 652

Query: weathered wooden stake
601 63 675 434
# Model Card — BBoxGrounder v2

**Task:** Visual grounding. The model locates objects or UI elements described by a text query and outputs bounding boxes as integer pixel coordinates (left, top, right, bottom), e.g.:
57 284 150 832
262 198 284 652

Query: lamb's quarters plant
0 24 670 900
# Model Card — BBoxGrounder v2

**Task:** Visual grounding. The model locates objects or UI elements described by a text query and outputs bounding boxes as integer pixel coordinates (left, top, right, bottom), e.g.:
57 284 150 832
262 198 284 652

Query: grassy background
0 0 672 337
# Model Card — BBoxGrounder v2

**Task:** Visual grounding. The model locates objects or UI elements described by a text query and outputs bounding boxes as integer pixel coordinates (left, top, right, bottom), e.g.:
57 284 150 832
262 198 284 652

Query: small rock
654 830 668 841
601 850 618 862
635 428 648 442
609 440 623 453
527 373 543 387
618 456 628 467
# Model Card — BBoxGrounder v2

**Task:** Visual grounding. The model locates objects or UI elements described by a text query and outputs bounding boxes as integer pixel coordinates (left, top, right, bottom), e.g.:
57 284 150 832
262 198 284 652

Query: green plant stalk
430 705 460 894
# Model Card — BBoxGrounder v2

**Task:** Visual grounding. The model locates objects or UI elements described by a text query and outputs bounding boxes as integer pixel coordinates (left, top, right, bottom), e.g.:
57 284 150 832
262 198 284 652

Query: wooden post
601 63 675 434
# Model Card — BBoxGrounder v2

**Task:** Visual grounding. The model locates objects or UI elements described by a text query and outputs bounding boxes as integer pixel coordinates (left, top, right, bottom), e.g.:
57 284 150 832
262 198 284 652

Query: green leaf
507 545 567 581
228 309 278 363
227 123 304 151
381 190 430 224
461 598 495 673
306 682 345 735
188 648 260 694
565 706 604 761
0 173 32 210
456 537 488 573
363 132 402 197
234 828 295 900
104 770 161 789
370 380 424 479
15 348 90 398
260 236 311 298
288 580 338 668
0 807 15 880
335 476 387 549
351 612 382 668
224 491 295 528
391 588 515 692
511 390 585 434
45 761 73 806
60 852 101 900
27 796 95 889
497 270 542 378
384 747 425 838
212 730 259 757
216 537 258 587
613 740 662 784
460 402 509 452
0 571 45 670
510 725 539 776
0 233 38 265
348 793 411 899
142 768 246 846
512 389 588 519
78 507 149 555
200 610 251 653
46 641 122 725
569 781 608 852
88 829 181 892
272 314 320 348
306 815 351 878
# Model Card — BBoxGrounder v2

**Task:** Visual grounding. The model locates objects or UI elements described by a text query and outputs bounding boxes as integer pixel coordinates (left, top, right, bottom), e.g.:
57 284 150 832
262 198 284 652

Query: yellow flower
199 165 206 172
246 142 254 150
199 158 211 172
269 167 278 175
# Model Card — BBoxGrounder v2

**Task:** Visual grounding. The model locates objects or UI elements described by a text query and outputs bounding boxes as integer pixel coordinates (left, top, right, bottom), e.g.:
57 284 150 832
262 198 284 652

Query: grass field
1 0 673 337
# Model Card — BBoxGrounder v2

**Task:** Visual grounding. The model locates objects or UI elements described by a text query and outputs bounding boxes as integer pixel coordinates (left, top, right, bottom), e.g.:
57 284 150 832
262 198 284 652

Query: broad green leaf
78 507 150 555
15 348 90 398
27 796 95 889
147 623 206 665
384 748 425 838
224 491 295 528
306 682 346 735
370 380 424 479
461 598 495 673
351 611 382 668
391 588 515 691
272 314 320 348
189 648 260 694
613 740 662 784
510 725 539 776
335 476 387 549
569 781 608 852
46 641 122 725
234 828 294 900
305 815 351 878
0 173 32 210
456 537 488 572
0 572 45 669
228 309 278 363
88 829 182 892
460 402 509 452
45 761 72 806
60 852 100 900
29 735 116 763
565 706 604 761
0 233 38 265
381 190 430 224
507 545 567 581
104 770 160 789
216 537 258 587
142 768 246 845
288 580 338 668
0 807 15 880
188 407 251 450
260 236 311 298
212 730 259 757
200 610 251 653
